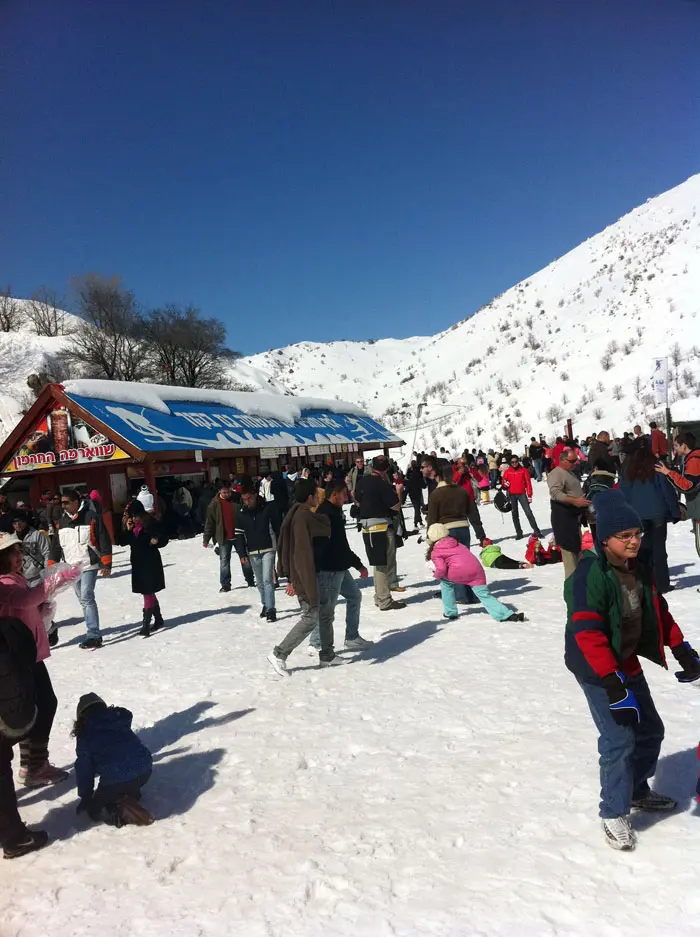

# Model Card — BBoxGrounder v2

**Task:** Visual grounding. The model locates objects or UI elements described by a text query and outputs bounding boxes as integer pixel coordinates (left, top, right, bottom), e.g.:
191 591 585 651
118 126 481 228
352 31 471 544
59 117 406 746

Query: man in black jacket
357 456 406 611
308 480 371 654
237 485 282 621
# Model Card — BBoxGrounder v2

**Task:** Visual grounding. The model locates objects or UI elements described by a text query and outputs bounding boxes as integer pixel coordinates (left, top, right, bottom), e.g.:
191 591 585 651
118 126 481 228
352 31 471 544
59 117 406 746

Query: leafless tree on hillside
27 287 70 336
60 274 151 381
145 304 241 388
0 286 22 332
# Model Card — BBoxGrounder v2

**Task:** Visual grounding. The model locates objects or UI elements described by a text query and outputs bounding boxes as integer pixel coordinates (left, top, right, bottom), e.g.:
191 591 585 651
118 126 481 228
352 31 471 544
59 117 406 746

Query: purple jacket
431 537 487 586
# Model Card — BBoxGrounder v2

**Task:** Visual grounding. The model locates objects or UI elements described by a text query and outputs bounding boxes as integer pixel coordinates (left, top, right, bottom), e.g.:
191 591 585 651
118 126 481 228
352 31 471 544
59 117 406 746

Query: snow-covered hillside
245 174 700 453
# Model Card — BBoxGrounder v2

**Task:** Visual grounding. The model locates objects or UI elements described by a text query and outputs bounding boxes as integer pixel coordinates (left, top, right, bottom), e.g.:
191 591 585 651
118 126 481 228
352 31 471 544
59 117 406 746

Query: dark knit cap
594 489 642 542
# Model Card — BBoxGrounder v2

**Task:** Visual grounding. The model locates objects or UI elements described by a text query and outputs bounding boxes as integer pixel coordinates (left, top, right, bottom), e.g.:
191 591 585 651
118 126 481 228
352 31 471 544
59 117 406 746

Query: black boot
259 606 268 618
139 609 153 637
266 608 277 622
152 603 164 631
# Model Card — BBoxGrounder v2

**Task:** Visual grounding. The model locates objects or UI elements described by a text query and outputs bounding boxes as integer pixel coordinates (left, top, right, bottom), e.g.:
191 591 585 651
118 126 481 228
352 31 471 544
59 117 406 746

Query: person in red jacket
551 437 566 469
502 455 544 540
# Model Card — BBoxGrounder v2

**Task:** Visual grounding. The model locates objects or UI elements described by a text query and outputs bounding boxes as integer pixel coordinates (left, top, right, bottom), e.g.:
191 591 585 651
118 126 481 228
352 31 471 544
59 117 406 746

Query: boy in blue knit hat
565 489 700 851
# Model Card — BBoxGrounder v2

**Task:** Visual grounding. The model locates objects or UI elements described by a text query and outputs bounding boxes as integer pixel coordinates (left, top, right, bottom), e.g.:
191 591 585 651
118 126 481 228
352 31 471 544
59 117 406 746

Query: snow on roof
670 397 700 423
62 379 368 421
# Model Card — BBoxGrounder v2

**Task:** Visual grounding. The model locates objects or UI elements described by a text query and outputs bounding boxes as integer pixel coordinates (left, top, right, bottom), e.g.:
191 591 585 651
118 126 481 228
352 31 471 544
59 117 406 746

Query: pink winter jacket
431 537 486 587
0 573 50 663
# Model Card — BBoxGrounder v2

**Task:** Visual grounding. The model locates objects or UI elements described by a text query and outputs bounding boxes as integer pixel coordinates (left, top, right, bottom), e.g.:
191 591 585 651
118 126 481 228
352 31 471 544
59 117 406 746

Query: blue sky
1 0 698 355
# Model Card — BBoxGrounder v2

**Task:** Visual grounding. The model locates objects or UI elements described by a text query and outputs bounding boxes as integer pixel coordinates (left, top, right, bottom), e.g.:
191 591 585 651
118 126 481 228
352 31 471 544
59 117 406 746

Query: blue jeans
533 458 543 481
74 568 100 640
249 552 275 610
440 581 513 621
219 540 254 588
310 570 362 648
577 675 665 818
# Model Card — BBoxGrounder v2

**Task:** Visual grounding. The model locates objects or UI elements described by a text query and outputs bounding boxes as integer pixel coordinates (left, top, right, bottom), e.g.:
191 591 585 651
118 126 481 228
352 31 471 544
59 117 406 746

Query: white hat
0 532 20 552
427 523 450 543
136 488 155 512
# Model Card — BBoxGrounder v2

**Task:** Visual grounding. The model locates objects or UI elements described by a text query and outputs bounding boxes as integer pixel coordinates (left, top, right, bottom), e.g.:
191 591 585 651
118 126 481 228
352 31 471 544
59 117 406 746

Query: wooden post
566 418 573 441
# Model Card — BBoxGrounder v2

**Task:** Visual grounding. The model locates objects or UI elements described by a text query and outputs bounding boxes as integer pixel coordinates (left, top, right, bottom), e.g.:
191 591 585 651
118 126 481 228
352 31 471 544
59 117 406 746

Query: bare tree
60 274 151 381
0 285 22 332
27 287 70 336
145 304 240 388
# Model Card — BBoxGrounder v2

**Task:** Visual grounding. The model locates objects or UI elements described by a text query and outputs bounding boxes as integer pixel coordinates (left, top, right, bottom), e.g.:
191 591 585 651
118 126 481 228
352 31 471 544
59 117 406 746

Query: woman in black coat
120 502 167 637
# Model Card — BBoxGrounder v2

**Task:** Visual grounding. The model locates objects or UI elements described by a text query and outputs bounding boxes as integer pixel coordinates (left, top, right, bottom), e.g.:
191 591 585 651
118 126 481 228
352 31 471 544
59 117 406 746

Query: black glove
672 642 700 683
601 671 641 726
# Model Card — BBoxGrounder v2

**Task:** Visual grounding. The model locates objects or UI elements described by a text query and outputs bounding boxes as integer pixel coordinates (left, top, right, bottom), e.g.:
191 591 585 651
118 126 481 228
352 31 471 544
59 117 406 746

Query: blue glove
672 642 700 683
601 671 641 726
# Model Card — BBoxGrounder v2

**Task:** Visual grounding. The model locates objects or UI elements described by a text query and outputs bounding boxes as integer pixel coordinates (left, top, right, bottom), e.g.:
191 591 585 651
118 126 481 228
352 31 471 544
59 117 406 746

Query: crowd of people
0 418 699 859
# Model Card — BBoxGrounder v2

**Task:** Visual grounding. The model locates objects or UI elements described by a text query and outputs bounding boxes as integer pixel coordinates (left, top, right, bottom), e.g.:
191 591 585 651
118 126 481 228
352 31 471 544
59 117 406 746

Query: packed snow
245 173 700 451
63 379 369 420
3 483 700 937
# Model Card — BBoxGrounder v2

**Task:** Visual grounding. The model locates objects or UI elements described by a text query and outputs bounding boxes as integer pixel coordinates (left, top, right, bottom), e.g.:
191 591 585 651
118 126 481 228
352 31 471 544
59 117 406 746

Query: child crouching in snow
120 501 167 637
427 524 525 622
74 693 154 827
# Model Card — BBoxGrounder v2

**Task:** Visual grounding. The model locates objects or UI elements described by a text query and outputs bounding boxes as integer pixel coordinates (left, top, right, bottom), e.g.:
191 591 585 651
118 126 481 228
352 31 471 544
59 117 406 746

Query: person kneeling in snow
565 489 700 852
74 694 154 828
427 524 525 622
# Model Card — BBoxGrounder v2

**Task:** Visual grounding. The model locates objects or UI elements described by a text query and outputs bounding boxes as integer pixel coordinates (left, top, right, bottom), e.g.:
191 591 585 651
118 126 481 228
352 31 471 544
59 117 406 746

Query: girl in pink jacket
427 524 525 622
0 533 79 787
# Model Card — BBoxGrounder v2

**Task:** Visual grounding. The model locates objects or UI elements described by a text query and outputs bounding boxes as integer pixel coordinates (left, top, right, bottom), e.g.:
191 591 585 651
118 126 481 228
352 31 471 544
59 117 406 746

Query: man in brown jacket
267 478 332 675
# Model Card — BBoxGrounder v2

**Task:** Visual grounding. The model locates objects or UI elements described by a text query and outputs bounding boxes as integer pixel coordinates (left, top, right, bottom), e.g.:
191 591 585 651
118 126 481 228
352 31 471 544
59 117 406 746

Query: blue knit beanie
594 489 642 543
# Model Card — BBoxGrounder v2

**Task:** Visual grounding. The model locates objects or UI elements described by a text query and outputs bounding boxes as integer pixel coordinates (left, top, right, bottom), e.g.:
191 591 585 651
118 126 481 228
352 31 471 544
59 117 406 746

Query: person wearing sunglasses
565 488 700 852
501 455 544 541
547 448 591 578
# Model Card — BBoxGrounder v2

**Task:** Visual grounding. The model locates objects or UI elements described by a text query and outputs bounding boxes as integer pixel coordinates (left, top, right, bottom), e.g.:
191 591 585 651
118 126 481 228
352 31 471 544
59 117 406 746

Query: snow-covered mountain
245 174 700 453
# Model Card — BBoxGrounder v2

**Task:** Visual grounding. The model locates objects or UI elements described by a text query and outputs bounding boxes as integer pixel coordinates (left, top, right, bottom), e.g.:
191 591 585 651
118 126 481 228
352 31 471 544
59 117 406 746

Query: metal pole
410 403 423 457
666 406 672 460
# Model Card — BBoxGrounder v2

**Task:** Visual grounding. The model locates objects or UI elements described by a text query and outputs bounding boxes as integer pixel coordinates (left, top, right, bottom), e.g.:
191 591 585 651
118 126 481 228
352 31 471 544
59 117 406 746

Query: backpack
0 617 37 741
493 489 512 513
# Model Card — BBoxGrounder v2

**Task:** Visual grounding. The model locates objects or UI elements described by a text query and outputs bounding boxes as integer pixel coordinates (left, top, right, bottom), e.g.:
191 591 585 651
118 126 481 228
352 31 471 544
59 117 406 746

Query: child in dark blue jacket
73 693 154 827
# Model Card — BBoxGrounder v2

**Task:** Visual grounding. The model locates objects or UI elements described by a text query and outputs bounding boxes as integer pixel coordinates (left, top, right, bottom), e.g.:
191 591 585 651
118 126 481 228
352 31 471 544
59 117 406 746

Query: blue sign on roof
65 394 400 452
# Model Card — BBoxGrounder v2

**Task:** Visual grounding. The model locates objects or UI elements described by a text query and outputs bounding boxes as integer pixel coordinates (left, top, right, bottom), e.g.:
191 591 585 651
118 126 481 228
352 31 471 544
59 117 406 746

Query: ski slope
3 483 700 937
245 174 700 452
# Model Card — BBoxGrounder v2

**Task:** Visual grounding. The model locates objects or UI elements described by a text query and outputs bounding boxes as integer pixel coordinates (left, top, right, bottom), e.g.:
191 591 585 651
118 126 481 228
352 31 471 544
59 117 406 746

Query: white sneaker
345 636 373 649
266 652 290 677
602 816 637 851
319 654 344 668
307 645 319 658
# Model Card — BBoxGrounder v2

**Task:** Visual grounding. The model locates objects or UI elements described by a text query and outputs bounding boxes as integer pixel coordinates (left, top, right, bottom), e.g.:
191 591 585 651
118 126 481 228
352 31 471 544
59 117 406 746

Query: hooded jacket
75 706 153 800
430 536 486 587
0 575 51 663
57 500 112 572
564 549 685 683
664 449 700 520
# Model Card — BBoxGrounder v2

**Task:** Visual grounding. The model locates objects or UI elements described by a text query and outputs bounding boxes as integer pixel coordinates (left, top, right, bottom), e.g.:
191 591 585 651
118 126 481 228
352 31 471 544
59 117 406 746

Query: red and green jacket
564 550 684 683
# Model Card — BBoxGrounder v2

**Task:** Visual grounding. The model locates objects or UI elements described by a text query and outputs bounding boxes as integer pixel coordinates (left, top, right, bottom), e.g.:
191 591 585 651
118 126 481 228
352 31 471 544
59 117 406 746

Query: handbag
493 489 512 514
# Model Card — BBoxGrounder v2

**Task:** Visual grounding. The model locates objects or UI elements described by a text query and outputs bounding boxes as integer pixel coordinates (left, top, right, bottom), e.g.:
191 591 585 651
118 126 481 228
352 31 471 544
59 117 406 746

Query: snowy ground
3 483 700 937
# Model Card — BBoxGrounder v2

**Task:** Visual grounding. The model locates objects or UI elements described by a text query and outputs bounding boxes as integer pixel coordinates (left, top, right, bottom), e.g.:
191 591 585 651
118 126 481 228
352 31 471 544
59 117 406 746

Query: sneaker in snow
319 654 343 667
307 644 319 657
443 614 459 620
3 829 49 860
344 636 373 649
117 794 155 826
506 613 526 622
380 600 406 610
79 637 103 650
631 791 677 812
602 816 637 851
266 608 277 623
391 585 407 593
259 606 268 618
266 652 289 676
22 762 70 788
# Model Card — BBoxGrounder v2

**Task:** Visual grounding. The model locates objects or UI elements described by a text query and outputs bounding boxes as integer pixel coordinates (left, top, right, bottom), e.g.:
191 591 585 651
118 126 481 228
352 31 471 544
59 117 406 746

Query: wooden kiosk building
0 380 404 537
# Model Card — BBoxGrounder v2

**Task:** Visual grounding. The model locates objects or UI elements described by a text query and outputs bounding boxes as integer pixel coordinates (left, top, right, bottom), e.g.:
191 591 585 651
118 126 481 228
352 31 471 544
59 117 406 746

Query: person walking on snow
528 438 544 482
56 488 112 650
564 488 700 851
547 448 591 579
426 524 525 622
267 479 332 675
120 502 168 637
203 483 254 591
654 431 700 557
502 455 544 540
356 456 406 611
236 483 281 622
308 479 371 655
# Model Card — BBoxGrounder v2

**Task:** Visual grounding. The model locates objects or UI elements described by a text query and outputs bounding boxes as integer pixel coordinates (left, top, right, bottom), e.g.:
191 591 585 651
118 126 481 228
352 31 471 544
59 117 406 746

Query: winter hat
593 489 642 544
76 693 106 720
136 485 155 512
0 532 20 552
75 693 107 719
427 523 450 543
